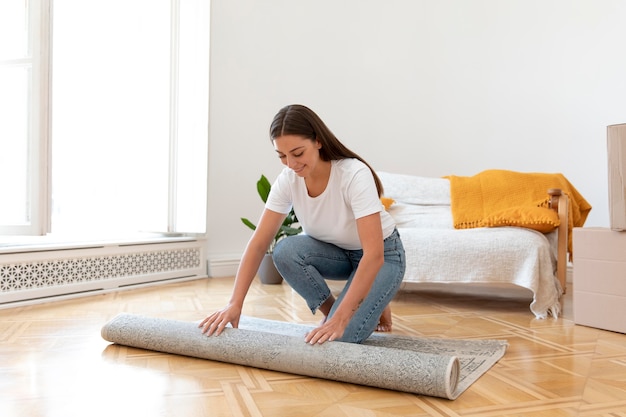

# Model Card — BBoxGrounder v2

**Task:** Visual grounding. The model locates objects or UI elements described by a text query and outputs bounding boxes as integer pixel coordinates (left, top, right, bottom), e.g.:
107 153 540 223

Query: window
0 0 209 242
0 0 50 236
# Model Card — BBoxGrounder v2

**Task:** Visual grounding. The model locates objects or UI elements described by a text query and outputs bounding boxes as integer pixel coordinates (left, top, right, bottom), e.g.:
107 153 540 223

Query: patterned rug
101 313 507 400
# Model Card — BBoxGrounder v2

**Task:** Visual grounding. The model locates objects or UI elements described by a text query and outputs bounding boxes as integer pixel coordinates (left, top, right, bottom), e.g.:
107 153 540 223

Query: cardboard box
573 227 626 334
608 123 626 231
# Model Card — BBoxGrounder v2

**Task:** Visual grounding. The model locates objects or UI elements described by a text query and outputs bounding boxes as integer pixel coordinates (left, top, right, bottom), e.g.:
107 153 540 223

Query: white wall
206 0 626 274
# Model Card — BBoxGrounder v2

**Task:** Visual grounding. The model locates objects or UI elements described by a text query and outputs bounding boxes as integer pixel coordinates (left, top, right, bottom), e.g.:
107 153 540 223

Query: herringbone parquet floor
1 276 626 417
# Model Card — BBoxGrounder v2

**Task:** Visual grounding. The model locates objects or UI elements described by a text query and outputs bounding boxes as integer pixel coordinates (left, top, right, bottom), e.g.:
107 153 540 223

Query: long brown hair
269 104 384 196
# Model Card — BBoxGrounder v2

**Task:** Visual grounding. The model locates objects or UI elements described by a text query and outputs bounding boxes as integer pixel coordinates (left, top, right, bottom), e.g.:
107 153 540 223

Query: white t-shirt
265 159 396 250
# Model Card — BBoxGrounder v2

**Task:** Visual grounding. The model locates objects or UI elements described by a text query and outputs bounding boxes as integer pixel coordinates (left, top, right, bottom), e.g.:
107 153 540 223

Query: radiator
0 239 206 306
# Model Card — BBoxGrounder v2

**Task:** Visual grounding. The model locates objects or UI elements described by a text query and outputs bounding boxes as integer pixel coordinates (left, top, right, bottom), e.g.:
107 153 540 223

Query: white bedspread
396 227 562 318
378 171 563 318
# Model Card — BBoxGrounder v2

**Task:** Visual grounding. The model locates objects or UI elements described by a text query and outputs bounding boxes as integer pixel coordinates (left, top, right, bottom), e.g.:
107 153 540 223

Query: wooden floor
2 276 626 417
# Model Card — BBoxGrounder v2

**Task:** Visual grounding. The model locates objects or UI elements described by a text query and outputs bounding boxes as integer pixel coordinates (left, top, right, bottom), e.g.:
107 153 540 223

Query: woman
199 104 405 344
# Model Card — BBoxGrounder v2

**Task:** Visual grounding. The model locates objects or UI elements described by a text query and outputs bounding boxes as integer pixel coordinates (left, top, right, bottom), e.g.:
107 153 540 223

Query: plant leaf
257 175 271 203
280 225 302 236
241 217 257 231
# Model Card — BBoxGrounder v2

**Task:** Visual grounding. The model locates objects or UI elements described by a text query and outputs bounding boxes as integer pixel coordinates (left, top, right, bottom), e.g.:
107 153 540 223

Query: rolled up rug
101 313 506 399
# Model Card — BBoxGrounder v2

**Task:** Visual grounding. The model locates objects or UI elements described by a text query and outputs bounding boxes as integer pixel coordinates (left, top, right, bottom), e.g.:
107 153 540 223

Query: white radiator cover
0 239 206 306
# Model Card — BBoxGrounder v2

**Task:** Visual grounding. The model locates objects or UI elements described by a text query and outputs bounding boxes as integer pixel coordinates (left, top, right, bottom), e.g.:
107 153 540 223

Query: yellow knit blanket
448 170 592 253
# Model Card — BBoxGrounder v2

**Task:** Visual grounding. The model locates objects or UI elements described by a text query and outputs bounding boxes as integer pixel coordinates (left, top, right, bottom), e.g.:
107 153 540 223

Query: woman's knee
273 235 303 266
276 233 325 255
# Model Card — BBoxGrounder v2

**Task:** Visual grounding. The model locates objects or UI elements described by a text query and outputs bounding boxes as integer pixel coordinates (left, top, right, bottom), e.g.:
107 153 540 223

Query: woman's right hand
198 303 242 337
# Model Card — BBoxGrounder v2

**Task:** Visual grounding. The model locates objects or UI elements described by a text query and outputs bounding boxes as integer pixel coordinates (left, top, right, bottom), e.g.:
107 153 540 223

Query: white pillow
389 203 453 229
377 171 450 205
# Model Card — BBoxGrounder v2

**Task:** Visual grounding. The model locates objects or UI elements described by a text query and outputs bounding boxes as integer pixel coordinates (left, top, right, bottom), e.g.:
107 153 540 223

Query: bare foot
376 305 392 332
317 295 335 326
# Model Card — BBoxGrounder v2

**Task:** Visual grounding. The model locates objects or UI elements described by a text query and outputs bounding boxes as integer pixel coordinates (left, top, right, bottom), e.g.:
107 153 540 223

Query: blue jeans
272 229 406 343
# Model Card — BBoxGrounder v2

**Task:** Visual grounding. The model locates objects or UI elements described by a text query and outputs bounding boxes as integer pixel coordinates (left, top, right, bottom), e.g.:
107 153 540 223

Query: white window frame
0 0 209 241
0 0 51 236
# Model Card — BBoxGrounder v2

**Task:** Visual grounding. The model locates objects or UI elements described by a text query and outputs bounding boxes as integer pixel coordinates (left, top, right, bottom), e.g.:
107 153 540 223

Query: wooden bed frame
548 188 569 293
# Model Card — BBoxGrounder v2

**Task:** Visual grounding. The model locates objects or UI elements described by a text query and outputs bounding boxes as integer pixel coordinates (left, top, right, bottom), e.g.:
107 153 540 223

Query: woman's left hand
304 317 347 345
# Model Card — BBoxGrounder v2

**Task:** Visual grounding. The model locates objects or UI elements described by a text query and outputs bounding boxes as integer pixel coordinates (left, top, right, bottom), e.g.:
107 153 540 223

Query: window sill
0 233 203 255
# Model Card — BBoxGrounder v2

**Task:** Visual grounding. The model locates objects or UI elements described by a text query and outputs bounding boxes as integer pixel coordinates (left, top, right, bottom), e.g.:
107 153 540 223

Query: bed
378 170 591 319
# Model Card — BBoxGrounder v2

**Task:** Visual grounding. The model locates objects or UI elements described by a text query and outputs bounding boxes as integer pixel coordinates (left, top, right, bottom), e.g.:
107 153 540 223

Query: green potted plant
241 174 302 284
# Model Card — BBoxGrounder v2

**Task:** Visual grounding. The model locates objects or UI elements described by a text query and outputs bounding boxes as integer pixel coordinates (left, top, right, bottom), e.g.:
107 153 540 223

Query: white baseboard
567 264 573 284
207 256 240 277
